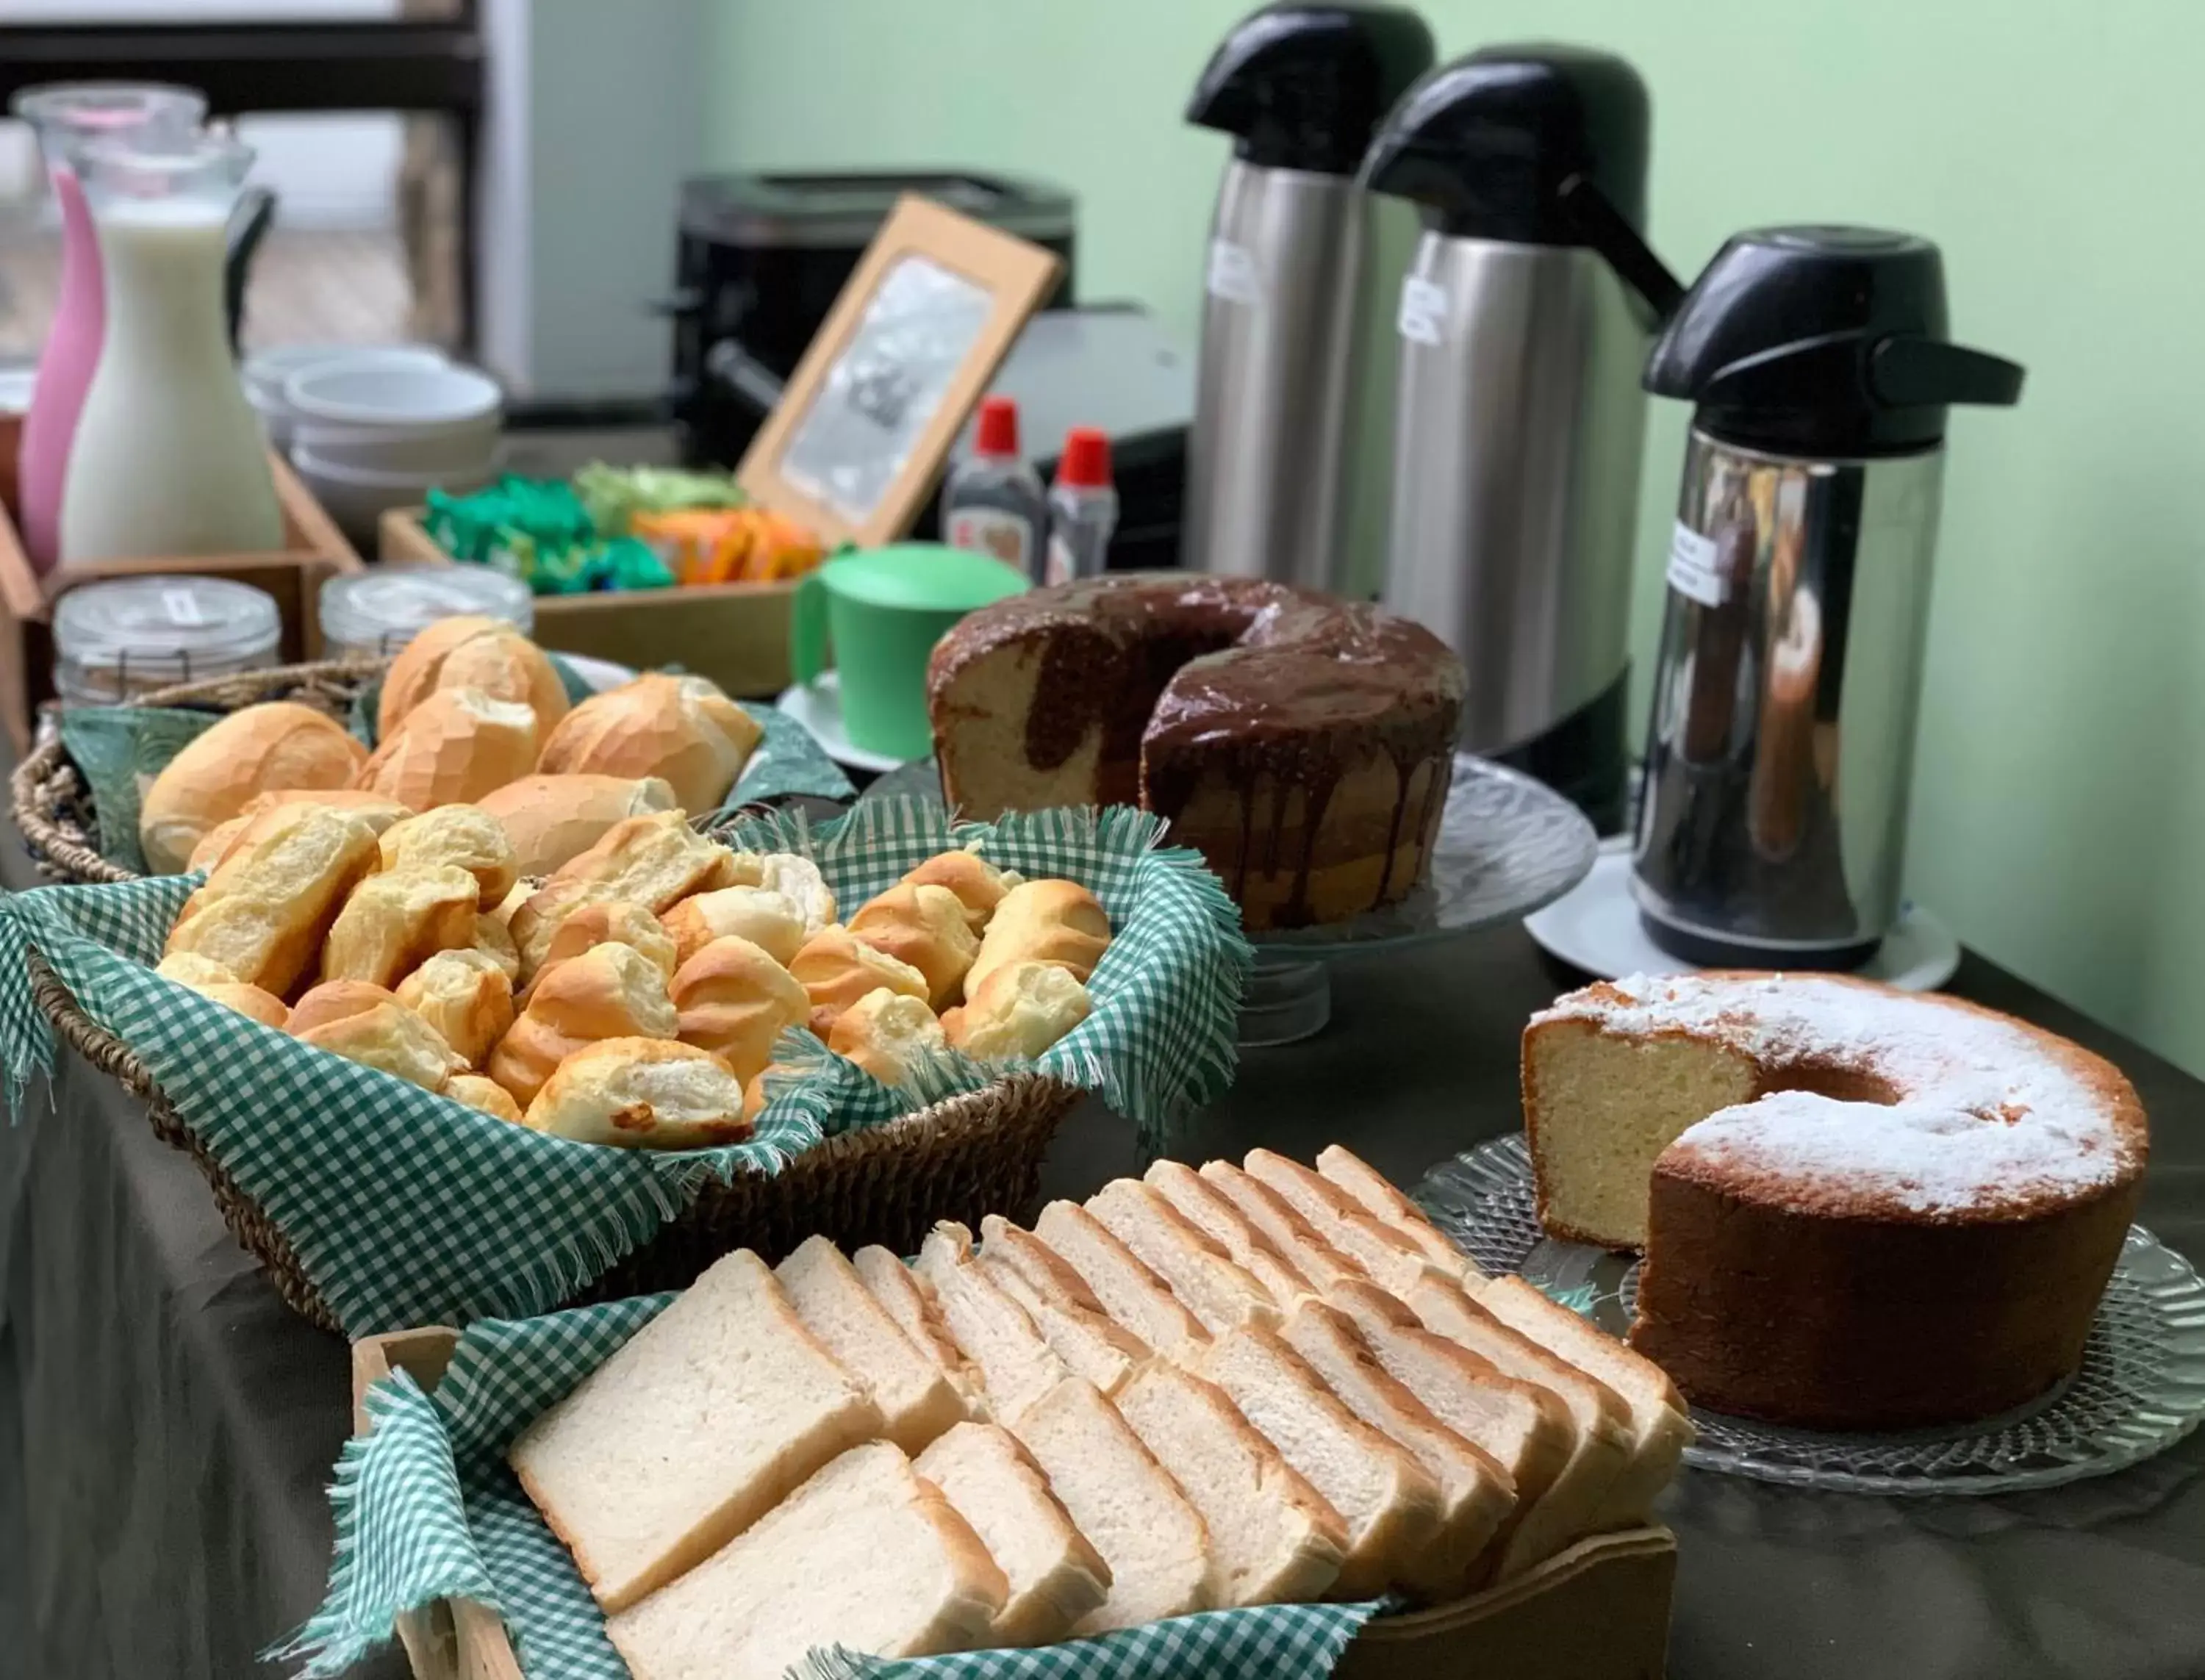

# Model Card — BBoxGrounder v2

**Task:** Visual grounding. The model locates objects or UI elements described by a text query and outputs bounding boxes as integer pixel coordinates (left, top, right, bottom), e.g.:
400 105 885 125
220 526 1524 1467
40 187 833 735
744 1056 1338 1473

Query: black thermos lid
1645 226 2025 456
1186 3 1435 177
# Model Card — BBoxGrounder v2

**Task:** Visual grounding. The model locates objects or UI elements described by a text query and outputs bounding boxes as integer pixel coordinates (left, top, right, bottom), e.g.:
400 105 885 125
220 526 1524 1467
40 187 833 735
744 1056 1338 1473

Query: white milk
58 199 281 564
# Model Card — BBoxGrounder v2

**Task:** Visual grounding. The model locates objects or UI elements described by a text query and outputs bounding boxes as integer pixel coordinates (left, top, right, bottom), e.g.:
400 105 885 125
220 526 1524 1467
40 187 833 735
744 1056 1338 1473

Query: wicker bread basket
12 656 388 886
13 657 1086 1332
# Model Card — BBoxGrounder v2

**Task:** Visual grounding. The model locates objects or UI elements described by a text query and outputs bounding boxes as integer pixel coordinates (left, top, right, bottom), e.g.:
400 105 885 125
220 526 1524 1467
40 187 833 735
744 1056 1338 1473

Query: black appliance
667 170 1077 467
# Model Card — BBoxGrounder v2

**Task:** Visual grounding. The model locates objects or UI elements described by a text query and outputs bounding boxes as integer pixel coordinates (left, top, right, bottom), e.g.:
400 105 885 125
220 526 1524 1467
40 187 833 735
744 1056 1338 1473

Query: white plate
1524 838 1961 991
775 672 910 775
559 653 634 694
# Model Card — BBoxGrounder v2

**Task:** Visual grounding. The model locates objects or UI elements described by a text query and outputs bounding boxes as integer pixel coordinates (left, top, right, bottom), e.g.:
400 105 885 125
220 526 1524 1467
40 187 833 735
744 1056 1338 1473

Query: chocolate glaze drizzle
931 574 1466 925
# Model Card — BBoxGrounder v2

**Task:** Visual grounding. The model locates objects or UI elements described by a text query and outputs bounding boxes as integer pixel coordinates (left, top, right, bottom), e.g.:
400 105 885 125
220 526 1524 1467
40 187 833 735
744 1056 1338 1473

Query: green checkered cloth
0 800 1247 1336
279 1294 1382 1680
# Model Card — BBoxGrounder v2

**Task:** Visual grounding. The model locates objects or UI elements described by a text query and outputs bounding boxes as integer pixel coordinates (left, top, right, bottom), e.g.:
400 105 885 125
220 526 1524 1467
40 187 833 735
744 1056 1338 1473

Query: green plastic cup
790 542 1028 761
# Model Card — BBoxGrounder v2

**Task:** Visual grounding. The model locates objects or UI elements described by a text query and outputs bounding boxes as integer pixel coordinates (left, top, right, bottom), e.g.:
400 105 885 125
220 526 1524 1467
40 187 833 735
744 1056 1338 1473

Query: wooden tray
381 507 795 700
354 1329 1677 1680
0 410 363 753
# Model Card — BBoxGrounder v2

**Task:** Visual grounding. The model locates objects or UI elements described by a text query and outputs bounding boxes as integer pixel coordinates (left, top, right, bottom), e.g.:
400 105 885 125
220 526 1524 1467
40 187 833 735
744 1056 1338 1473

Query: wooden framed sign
736 193 1064 549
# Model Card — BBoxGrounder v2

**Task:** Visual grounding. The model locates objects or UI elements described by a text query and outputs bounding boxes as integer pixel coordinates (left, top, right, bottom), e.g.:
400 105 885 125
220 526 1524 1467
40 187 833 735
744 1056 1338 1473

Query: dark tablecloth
2 883 2200 1679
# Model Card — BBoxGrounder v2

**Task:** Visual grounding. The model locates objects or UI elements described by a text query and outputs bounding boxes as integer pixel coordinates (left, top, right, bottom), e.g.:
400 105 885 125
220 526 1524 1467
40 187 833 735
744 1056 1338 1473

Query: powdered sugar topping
1535 974 2142 1216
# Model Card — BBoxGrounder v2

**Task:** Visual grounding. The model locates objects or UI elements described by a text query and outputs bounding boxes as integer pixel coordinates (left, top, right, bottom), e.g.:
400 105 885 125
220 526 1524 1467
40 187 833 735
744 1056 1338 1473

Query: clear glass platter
1416 1134 2205 1496
862 754 1598 1044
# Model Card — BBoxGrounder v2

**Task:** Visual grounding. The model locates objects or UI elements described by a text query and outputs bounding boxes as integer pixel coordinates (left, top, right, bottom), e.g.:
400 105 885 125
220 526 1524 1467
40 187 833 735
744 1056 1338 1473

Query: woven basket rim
10 655 390 888
27 948 1081 1334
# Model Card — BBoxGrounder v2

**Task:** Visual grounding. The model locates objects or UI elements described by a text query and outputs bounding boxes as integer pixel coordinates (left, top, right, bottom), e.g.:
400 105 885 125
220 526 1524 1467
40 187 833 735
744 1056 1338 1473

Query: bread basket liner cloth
279 1292 1382 1680
0 797 1250 1335
56 655 856 875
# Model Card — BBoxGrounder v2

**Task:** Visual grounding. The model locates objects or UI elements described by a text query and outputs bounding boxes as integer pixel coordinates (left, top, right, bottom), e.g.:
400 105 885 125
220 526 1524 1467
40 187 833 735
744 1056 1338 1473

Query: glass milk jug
10 82 206 574
57 130 280 567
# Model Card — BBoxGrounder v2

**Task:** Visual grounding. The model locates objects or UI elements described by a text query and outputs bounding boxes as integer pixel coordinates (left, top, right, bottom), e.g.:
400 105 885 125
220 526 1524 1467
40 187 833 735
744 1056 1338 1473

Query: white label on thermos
1666 523 1728 607
1398 277 1449 346
1205 238 1262 306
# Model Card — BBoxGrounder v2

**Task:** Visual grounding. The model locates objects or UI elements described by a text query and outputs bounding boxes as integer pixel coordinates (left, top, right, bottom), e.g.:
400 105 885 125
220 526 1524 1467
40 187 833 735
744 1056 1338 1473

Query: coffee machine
1183 1 1434 589
1361 46 1679 832
1632 227 2023 967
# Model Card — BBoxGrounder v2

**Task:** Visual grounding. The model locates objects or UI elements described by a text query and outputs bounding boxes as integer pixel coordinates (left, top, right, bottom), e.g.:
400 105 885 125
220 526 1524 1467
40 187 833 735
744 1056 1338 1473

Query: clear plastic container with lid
53 575 282 704
320 565 534 658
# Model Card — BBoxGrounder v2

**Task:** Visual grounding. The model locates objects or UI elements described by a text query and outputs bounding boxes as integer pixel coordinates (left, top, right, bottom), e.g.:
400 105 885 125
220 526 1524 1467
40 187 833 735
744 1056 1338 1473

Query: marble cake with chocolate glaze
926 575 1463 930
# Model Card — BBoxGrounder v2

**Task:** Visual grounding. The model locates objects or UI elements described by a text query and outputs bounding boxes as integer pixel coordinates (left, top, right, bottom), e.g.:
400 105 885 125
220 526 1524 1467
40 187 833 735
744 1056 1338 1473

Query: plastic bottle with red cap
1044 426 1118 588
940 394 1048 581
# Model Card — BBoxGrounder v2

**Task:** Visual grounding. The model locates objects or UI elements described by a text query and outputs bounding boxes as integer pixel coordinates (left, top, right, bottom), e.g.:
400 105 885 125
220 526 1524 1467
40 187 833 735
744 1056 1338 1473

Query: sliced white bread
1085 1180 1280 1335
1032 1200 1211 1358
1197 1161 1366 1293
1113 1360 1347 1607
1313 1144 1487 1283
1475 1274 1695 1527
1325 1280 1599 1578
1277 1298 1516 1599
1243 1149 1456 1299
1142 1159 1314 1305
1197 1325 1444 1599
604 1442 1005 1680
916 1224 1071 1422
978 1250 1147 1397
776 1235 968 1454
1010 1377 1212 1634
851 1243 986 1413
915 1421 1112 1646
510 1249 884 1613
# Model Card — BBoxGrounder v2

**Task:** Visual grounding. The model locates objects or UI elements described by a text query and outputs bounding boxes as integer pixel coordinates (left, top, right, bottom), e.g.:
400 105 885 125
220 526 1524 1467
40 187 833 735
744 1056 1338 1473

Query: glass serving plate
1415 1135 2205 1495
862 754 1599 1045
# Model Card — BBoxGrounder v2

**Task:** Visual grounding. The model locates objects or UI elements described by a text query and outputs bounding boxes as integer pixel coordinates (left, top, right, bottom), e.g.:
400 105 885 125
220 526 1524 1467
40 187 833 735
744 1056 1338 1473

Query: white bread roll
292 997 466 1093
140 702 367 875
509 811 742 980
151 952 288 1028
942 961 1091 1061
789 926 928 1039
376 805 520 907
847 883 980 1010
523 1037 752 1149
187 789 410 876
659 885 805 969
670 934 809 1083
285 979 400 1037
964 880 1111 1001
529 899 679 989
353 686 539 811
537 672 763 814
162 804 382 997
395 947 516 1066
826 989 946 1088
487 940 678 1108
476 773 678 878
448 1071 524 1124
320 864 481 989
900 850 1023 930
378 614 568 747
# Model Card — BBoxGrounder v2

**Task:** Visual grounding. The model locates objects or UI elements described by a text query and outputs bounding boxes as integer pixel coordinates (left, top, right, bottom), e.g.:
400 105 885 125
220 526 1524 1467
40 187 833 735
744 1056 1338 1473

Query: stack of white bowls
241 343 503 541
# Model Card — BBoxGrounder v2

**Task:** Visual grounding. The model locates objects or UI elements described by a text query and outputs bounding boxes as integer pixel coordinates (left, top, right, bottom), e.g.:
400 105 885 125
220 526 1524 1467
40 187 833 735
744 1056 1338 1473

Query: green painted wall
707 0 2205 1076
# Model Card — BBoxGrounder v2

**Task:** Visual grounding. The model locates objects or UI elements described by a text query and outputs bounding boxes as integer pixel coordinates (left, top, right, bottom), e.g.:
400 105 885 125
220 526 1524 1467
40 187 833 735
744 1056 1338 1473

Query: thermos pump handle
1556 173 1685 322
1871 336 2026 409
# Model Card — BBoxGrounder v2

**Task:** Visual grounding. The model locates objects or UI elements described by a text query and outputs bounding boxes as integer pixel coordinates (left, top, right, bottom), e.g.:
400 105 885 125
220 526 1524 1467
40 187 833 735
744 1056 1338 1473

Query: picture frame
736 193 1064 549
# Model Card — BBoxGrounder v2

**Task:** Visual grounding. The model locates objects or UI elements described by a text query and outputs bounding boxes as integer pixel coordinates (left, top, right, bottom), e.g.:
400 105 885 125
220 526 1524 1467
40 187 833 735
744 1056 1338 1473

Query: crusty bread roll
162 804 382 997
377 805 520 906
509 811 742 981
903 850 1024 930
152 952 288 1028
294 997 466 1092
287 979 400 1037
942 960 1091 1060
320 864 481 988
354 686 539 811
487 940 679 1108
448 1072 524 1124
659 885 805 969
523 1038 753 1149
528 900 678 990
827 988 945 1088
378 614 569 747
395 947 516 1066
789 926 929 1038
536 673 762 814
754 852 836 936
140 702 368 875
848 883 981 1010
670 934 810 1082
473 912 520 981
476 774 679 878
187 789 409 876
964 880 1111 1001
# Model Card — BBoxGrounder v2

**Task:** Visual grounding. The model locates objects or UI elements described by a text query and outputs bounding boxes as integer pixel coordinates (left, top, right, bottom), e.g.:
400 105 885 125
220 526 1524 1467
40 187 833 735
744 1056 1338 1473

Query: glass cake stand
1416 1134 2205 1495
861 755 1599 1047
